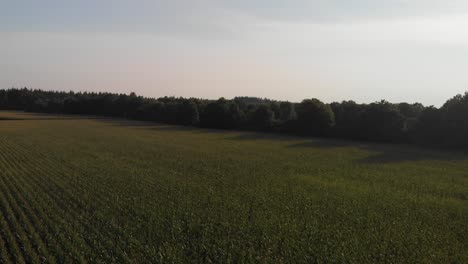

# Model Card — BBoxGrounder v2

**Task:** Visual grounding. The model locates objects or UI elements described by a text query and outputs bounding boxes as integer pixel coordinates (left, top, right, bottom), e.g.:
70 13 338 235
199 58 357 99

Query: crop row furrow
0 139 95 262
0 144 33 264
8 132 186 260
0 139 78 263
16 132 161 193
0 170 15 264
0 147 58 264
1 138 133 262
26 159 137 261
0 140 14 264
0 138 93 263
0 203 18 264
0 139 62 263
0 178 49 263
10 137 153 259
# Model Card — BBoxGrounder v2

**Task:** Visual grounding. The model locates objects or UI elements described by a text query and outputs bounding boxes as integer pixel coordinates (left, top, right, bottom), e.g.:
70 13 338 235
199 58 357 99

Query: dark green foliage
330 100 363 139
200 98 242 129
177 100 199 126
440 93 468 147
295 99 335 136
359 101 405 142
410 106 445 145
331 100 406 142
398 102 424 118
233 96 276 105
407 94 468 147
3 88 468 149
250 105 275 130
279 101 296 121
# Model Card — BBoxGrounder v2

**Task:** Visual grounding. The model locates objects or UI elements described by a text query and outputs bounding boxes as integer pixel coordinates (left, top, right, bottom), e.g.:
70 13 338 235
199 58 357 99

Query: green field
0 111 466 263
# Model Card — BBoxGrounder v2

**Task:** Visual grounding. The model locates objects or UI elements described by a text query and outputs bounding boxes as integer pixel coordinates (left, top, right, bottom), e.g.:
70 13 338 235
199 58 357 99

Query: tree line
1 88 468 149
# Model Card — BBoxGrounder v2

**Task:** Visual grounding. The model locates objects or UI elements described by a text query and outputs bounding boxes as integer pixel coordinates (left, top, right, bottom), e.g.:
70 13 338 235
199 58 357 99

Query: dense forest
1 88 468 149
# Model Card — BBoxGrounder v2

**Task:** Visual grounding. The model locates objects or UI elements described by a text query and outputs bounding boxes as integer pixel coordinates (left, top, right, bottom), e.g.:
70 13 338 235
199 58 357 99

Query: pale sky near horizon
1 1 468 106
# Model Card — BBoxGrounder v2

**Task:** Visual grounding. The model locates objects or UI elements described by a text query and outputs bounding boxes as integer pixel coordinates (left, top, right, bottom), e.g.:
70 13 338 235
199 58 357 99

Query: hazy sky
1 1 468 105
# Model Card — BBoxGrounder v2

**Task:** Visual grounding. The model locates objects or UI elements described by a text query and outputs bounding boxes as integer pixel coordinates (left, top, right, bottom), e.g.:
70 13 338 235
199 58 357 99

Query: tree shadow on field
0 111 107 120
103 119 190 131
0 117 89 121
103 119 231 134
288 139 467 164
0 117 22 120
225 132 467 164
226 132 304 142
102 119 468 164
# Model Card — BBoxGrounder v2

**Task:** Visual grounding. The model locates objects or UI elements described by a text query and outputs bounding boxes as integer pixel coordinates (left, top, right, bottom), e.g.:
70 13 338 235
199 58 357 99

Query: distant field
0 111 466 263
0 111 100 120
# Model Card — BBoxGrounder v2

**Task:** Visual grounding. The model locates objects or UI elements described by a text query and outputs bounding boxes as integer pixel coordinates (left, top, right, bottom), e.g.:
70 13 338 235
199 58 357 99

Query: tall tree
295 99 335 136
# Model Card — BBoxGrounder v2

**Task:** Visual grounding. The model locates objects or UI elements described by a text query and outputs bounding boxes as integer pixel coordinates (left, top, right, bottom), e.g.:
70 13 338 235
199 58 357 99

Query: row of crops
0 112 466 263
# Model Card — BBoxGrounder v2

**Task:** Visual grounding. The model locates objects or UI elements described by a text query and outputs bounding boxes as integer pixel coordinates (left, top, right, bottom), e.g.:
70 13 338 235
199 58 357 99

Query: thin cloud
0 0 256 39
4 1 468 36
220 0 468 23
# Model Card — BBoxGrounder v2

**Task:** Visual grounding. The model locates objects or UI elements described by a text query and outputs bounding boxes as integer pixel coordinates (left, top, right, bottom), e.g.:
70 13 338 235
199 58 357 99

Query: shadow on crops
226 132 304 142
103 119 229 134
0 117 91 121
0 111 106 121
288 140 466 164
227 132 466 164
0 117 23 120
103 120 467 164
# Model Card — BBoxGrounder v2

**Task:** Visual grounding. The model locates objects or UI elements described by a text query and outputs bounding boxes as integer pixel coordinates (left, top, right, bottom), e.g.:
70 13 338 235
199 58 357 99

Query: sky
1 1 468 106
